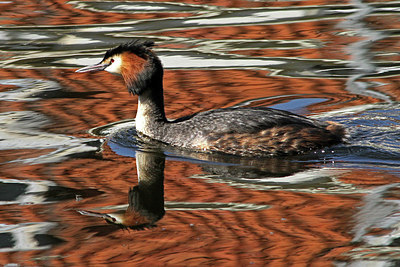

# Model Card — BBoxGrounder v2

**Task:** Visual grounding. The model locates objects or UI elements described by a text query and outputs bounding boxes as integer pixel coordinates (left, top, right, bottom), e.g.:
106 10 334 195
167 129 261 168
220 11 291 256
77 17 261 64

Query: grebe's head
78 209 154 230
76 39 163 95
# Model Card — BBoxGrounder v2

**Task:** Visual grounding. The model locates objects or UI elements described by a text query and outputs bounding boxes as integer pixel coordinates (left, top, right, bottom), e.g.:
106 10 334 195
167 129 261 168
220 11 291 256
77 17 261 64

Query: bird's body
76 40 345 156
139 106 343 156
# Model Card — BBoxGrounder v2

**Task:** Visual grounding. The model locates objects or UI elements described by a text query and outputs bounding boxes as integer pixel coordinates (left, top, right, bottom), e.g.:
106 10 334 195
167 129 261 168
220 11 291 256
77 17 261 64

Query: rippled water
0 0 399 265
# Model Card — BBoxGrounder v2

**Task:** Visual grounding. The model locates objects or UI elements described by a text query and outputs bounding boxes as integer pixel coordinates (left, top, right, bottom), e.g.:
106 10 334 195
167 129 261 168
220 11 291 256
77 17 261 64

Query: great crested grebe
76 40 345 156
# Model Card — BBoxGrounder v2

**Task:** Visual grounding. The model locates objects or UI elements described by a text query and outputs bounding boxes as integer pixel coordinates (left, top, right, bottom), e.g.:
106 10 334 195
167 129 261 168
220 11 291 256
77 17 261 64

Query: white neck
135 95 152 137
134 84 166 139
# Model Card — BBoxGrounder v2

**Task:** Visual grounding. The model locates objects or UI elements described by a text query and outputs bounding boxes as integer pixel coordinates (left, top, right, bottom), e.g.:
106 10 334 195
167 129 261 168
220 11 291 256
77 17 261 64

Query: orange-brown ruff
76 40 345 156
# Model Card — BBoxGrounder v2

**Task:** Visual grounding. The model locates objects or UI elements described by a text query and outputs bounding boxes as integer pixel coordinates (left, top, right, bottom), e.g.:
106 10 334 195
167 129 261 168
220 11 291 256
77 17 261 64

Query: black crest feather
103 39 155 60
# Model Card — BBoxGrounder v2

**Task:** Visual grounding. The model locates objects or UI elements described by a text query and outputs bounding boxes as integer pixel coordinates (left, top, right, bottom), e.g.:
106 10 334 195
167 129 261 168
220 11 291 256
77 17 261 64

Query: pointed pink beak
75 62 109 73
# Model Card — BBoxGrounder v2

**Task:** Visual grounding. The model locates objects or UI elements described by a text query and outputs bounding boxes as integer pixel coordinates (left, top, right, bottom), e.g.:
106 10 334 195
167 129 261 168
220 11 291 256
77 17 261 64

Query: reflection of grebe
79 151 165 230
76 40 345 156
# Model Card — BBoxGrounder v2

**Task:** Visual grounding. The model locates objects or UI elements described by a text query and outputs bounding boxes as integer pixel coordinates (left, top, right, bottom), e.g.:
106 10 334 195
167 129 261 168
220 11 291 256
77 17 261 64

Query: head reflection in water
78 151 165 230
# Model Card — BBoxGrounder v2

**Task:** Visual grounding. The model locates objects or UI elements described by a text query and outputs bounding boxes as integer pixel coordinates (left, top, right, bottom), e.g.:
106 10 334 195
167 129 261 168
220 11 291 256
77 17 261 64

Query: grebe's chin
76 40 345 157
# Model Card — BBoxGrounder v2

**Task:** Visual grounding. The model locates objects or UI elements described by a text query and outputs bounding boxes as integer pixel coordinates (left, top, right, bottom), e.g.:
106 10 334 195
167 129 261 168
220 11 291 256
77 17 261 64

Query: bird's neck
135 83 167 137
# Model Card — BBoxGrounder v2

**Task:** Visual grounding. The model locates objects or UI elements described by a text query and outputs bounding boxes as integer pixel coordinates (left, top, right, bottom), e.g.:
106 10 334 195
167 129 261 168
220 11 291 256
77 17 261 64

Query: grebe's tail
326 121 347 141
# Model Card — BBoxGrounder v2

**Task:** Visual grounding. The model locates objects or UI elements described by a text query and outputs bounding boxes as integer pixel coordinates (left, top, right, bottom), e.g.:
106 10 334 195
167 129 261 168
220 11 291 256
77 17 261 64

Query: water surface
0 0 399 265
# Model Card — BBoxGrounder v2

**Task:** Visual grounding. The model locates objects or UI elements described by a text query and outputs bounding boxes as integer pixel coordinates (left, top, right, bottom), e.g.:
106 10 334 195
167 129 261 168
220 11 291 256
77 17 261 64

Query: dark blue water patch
269 98 327 113
107 138 140 158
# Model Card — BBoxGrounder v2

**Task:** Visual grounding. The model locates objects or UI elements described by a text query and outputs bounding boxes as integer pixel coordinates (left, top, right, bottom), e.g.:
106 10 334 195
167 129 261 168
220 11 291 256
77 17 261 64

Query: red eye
110 59 115 63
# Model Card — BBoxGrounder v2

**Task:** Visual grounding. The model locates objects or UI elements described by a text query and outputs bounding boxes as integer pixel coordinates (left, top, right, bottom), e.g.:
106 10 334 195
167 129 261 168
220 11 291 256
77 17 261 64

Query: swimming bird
76 40 345 156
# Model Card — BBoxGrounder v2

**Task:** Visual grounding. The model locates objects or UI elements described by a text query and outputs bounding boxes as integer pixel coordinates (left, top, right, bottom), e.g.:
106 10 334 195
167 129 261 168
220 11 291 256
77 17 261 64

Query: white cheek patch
104 55 122 74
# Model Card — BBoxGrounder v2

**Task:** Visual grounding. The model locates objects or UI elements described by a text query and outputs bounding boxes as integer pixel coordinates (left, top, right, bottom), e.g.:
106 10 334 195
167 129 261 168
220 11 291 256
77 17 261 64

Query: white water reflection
0 222 59 252
71 0 203 14
339 184 400 263
58 35 102 45
0 111 101 164
340 0 391 102
113 4 168 11
190 167 356 194
185 9 321 25
160 54 284 68
0 79 61 101
0 178 57 205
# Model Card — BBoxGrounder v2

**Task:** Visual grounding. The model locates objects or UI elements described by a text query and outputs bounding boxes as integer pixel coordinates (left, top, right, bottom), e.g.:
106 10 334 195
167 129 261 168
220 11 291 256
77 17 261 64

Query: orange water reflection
0 146 364 265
